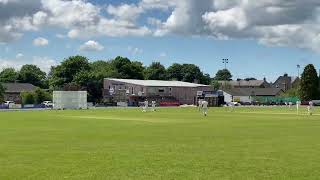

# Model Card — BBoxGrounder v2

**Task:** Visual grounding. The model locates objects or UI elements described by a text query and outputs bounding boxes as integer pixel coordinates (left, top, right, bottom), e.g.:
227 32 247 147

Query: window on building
158 88 165 93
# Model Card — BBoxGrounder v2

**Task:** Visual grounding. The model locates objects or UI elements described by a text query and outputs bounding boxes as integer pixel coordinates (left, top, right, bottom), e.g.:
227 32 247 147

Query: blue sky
1 0 320 82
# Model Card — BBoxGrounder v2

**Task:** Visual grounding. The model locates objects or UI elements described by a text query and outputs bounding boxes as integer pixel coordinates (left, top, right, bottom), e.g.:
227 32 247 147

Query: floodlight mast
297 64 300 79
222 58 229 89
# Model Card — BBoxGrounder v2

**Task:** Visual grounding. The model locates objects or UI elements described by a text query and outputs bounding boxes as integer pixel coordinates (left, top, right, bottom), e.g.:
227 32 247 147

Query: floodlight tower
222 58 229 70
222 58 229 89
297 64 301 78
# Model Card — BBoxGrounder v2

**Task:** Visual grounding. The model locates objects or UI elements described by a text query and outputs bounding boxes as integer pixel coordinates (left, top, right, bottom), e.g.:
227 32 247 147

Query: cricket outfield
0 107 319 179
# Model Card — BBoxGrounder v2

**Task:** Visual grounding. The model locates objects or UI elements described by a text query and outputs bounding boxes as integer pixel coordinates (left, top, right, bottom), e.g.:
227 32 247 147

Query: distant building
219 79 271 89
223 88 284 103
273 74 299 91
103 78 222 106
2 83 37 103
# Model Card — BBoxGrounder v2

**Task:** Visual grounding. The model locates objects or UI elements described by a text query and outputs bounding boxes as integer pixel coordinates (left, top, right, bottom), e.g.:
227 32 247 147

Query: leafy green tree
200 73 211 85
0 68 19 83
34 88 51 104
49 56 91 88
167 63 183 81
280 87 299 97
90 60 118 79
88 61 118 102
21 91 35 105
299 64 319 101
180 64 203 83
73 71 102 103
0 83 5 102
214 69 232 81
211 80 221 90
167 63 210 84
130 61 145 80
145 62 167 80
110 56 145 79
18 65 46 87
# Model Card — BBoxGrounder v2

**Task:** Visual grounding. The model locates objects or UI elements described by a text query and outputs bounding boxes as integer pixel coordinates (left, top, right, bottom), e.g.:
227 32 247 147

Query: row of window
108 85 173 94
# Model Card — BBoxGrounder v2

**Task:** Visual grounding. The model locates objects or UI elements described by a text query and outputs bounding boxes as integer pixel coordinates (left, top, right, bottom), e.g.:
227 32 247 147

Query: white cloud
33 37 49 46
2 0 320 52
160 52 167 57
80 40 104 51
152 0 320 52
107 4 143 22
128 46 143 55
32 56 57 72
16 53 23 59
55 33 66 39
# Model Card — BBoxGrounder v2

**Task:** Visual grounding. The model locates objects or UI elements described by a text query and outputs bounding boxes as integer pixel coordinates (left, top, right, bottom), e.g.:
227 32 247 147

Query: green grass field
1 107 320 180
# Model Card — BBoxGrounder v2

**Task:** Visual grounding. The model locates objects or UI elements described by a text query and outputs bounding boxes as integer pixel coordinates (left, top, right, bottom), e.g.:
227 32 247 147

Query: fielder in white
202 100 209 116
308 101 314 115
151 101 156 112
296 101 301 115
142 100 149 112
229 102 236 112
198 99 203 112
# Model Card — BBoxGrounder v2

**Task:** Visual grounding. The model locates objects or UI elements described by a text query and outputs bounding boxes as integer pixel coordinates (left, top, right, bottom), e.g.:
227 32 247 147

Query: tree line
1 55 228 103
1 55 318 103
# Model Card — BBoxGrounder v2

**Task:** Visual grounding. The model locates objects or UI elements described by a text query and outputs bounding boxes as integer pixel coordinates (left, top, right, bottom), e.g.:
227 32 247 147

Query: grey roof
106 78 209 87
219 80 266 87
224 88 283 96
2 83 37 93
273 75 299 85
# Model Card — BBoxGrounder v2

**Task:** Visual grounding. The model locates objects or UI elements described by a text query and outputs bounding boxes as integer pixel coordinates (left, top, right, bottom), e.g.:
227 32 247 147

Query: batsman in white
202 100 209 116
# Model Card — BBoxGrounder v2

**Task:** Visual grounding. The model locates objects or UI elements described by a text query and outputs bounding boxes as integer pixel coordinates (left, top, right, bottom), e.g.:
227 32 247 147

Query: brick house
2 83 37 103
273 74 300 91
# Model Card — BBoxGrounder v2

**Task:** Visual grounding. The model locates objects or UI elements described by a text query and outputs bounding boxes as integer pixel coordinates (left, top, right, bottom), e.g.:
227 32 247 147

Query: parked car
4 101 15 106
42 101 53 108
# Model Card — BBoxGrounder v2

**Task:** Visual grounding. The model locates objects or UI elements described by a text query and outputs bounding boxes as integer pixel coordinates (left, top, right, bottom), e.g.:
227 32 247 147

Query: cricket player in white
308 101 314 115
202 101 208 116
289 102 293 109
143 100 148 112
296 101 301 115
229 102 235 112
198 99 203 112
151 101 156 112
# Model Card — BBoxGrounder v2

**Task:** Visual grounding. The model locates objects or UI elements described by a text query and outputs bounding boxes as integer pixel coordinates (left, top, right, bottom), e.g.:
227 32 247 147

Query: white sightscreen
53 91 87 110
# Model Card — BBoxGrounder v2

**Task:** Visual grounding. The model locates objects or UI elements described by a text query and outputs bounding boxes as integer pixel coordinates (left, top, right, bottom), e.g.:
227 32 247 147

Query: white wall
233 96 251 103
53 91 87 110
223 91 252 103
223 92 233 103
